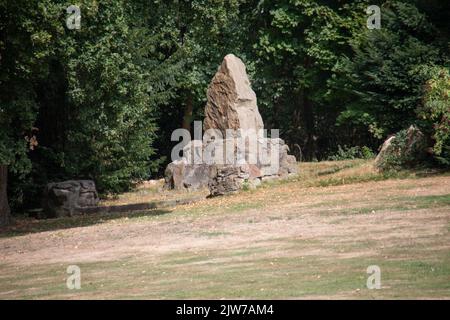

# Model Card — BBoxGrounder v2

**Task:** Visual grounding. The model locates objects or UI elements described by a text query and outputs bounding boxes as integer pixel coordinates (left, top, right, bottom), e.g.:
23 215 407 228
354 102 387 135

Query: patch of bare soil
1 175 449 269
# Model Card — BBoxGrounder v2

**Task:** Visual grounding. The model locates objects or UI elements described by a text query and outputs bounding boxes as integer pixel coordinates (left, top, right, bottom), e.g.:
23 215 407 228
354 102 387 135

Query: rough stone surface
374 125 428 170
164 54 298 196
164 158 215 191
374 136 396 168
208 165 251 197
403 125 428 157
164 141 217 190
43 180 99 218
204 54 263 135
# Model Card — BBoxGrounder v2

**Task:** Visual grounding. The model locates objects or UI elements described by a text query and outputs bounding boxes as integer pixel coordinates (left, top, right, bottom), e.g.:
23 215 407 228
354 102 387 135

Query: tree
0 165 10 226
245 0 367 160
419 66 450 166
1 0 167 212
141 0 245 172
334 1 447 142
54 0 161 194
0 0 55 214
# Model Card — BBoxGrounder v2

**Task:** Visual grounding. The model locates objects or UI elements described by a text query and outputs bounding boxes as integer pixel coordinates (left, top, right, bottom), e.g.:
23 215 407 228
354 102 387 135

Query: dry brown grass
0 160 449 299
100 180 209 206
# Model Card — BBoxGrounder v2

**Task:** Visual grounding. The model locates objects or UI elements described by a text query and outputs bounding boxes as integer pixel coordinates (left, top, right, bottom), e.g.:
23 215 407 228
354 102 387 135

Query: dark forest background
1 0 449 216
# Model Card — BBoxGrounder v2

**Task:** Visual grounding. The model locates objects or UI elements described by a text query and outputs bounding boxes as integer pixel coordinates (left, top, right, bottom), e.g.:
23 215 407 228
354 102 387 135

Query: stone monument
164 54 297 196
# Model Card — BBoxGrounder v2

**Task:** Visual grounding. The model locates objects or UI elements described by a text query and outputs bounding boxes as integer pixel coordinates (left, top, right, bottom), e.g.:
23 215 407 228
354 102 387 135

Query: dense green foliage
1 0 164 207
328 145 375 161
334 1 447 139
141 0 244 171
1 0 449 214
420 67 450 165
248 0 369 161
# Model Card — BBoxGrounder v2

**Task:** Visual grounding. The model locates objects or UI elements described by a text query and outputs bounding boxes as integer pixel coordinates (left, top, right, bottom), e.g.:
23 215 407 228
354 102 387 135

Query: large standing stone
43 180 99 217
204 54 264 135
164 54 298 196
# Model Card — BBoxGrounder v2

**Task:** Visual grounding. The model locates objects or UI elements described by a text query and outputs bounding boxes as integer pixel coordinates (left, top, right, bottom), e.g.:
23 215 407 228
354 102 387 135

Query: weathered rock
43 180 99 218
375 125 428 170
204 54 264 135
259 138 297 178
164 158 214 190
164 54 298 196
246 164 262 179
208 165 251 197
164 159 187 190
182 164 216 190
78 180 99 207
164 141 214 190
374 136 396 168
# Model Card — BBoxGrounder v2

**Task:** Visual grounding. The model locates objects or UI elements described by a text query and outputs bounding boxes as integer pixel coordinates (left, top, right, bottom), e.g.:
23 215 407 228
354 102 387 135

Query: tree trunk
301 57 317 162
0 165 11 227
302 92 317 162
182 94 194 132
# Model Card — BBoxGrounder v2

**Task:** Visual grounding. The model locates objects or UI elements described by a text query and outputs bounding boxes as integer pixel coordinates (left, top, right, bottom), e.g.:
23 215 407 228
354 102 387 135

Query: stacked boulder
165 54 297 196
43 180 99 217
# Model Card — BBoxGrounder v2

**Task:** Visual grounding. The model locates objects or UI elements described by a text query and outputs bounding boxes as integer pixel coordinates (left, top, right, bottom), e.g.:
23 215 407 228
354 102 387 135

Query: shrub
328 145 375 161
418 67 450 166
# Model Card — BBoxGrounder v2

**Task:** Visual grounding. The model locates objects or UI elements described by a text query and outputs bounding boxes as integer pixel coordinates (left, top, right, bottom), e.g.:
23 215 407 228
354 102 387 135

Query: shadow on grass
0 209 171 239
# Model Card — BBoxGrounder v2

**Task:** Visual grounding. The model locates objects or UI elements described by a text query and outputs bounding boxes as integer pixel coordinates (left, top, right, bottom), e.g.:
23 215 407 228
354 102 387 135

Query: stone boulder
374 125 428 170
403 125 428 158
374 136 396 168
208 165 251 197
258 138 298 178
164 140 216 190
164 158 215 191
43 180 99 218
